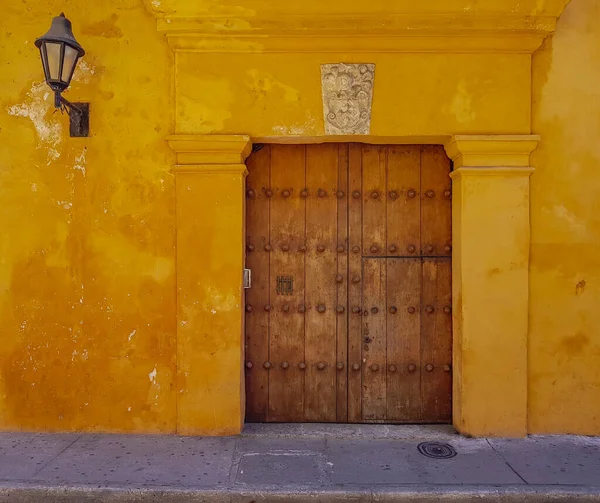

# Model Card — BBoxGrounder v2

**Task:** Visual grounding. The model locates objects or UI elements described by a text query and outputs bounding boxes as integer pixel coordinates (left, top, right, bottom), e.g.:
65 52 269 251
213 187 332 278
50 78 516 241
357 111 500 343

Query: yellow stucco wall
0 1 176 432
0 0 598 435
529 0 600 434
175 52 531 137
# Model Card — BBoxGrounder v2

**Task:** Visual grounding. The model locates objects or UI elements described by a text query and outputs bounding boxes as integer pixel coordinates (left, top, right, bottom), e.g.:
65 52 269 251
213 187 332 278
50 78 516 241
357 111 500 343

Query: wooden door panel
336 144 349 422
386 146 421 257
347 144 363 423
245 143 452 424
244 145 271 421
267 145 306 421
386 259 422 422
361 258 387 420
421 258 452 422
362 146 387 257
421 146 452 257
304 144 339 422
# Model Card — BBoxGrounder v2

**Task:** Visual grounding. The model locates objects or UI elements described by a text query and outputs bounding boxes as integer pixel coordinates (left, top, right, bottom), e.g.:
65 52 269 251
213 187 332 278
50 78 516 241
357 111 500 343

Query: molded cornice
445 135 540 170
144 1 570 54
167 134 252 168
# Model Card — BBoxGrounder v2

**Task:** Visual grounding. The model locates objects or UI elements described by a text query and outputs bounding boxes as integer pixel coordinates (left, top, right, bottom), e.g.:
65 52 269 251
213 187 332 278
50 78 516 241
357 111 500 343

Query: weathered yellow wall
176 52 531 137
529 0 600 434
147 0 570 18
0 1 176 432
2 0 598 436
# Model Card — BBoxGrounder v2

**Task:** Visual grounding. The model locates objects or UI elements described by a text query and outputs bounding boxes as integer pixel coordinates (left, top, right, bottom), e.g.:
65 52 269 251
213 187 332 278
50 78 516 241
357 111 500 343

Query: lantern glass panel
61 45 78 84
45 42 62 80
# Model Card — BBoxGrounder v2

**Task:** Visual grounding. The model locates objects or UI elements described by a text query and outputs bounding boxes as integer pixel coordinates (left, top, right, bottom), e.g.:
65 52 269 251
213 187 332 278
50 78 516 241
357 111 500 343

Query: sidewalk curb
2 484 600 502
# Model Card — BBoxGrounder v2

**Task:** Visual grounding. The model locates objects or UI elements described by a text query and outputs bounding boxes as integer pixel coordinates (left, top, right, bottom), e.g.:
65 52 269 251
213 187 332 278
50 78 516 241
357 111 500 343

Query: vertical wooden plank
362 145 387 257
268 144 306 422
386 146 421 257
347 144 363 423
361 258 387 420
336 144 349 422
361 144 387 422
244 145 271 422
421 258 452 422
421 146 452 258
304 144 338 422
386 259 422 422
420 144 452 422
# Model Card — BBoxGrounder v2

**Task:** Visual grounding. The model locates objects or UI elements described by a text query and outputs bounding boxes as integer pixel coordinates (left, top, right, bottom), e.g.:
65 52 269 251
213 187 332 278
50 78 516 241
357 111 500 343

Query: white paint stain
272 116 316 136
31 183 38 192
127 407 132 412
211 309 217 314
7 81 62 165
151 0 161 7
148 367 157 383
128 329 137 341
73 148 87 177
553 205 587 234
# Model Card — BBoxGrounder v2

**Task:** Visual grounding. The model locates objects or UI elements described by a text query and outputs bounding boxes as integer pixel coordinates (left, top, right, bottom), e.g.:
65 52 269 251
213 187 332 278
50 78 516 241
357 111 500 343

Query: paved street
0 424 599 501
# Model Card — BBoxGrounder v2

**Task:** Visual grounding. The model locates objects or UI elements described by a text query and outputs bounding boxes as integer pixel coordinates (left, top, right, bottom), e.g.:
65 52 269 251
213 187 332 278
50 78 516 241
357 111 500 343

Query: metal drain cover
417 442 457 459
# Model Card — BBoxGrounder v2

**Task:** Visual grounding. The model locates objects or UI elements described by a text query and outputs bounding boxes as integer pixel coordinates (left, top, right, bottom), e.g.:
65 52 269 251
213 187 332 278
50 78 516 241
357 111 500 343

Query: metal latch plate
243 269 251 289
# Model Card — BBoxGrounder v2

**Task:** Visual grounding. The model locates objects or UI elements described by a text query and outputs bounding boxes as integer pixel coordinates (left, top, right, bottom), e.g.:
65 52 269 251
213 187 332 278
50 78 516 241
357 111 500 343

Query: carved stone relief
321 63 375 135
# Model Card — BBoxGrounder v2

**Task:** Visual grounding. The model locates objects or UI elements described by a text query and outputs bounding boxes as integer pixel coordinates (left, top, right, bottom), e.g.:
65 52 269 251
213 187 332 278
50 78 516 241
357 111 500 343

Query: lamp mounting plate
69 102 89 137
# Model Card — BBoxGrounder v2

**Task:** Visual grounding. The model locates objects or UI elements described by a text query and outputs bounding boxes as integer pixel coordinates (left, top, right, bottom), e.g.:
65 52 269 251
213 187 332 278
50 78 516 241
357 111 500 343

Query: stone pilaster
445 135 539 437
167 135 251 435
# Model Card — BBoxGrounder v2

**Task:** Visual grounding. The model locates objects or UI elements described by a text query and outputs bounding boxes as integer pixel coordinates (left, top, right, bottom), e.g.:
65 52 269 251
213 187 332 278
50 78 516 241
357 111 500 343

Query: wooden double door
244 143 452 423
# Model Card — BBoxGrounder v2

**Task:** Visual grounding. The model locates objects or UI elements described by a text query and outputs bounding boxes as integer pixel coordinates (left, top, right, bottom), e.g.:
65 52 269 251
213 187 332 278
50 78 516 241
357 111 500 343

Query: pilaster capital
166 134 252 168
444 135 540 170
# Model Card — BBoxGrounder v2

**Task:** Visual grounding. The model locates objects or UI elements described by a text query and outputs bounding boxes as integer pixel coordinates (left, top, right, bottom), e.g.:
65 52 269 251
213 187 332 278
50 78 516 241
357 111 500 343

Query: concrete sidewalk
1 424 599 502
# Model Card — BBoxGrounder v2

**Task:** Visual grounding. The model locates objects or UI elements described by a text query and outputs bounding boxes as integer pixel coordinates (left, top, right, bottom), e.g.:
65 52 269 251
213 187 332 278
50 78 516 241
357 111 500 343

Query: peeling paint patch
128 329 136 341
73 148 87 177
148 367 157 383
272 116 316 136
553 205 587 234
7 81 62 164
73 60 97 84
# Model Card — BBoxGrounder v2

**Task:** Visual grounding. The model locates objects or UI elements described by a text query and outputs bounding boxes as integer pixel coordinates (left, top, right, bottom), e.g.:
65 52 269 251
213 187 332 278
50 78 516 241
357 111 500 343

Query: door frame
242 143 453 424
167 133 538 437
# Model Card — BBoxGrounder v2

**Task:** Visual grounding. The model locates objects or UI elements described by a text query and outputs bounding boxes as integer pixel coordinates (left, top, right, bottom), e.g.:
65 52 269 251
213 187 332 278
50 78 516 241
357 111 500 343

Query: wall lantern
35 13 89 137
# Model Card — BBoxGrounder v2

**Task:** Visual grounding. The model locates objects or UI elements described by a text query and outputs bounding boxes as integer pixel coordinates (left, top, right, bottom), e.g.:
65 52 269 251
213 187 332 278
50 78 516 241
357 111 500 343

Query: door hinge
243 269 251 289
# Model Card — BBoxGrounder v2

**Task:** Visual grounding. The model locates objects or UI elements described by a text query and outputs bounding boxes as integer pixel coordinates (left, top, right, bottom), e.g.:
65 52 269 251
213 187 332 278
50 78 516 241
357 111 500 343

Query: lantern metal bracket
56 93 89 137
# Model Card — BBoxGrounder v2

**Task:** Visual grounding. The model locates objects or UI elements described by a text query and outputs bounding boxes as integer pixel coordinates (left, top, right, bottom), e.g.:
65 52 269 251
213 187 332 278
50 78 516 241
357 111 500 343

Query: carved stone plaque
321 63 375 135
